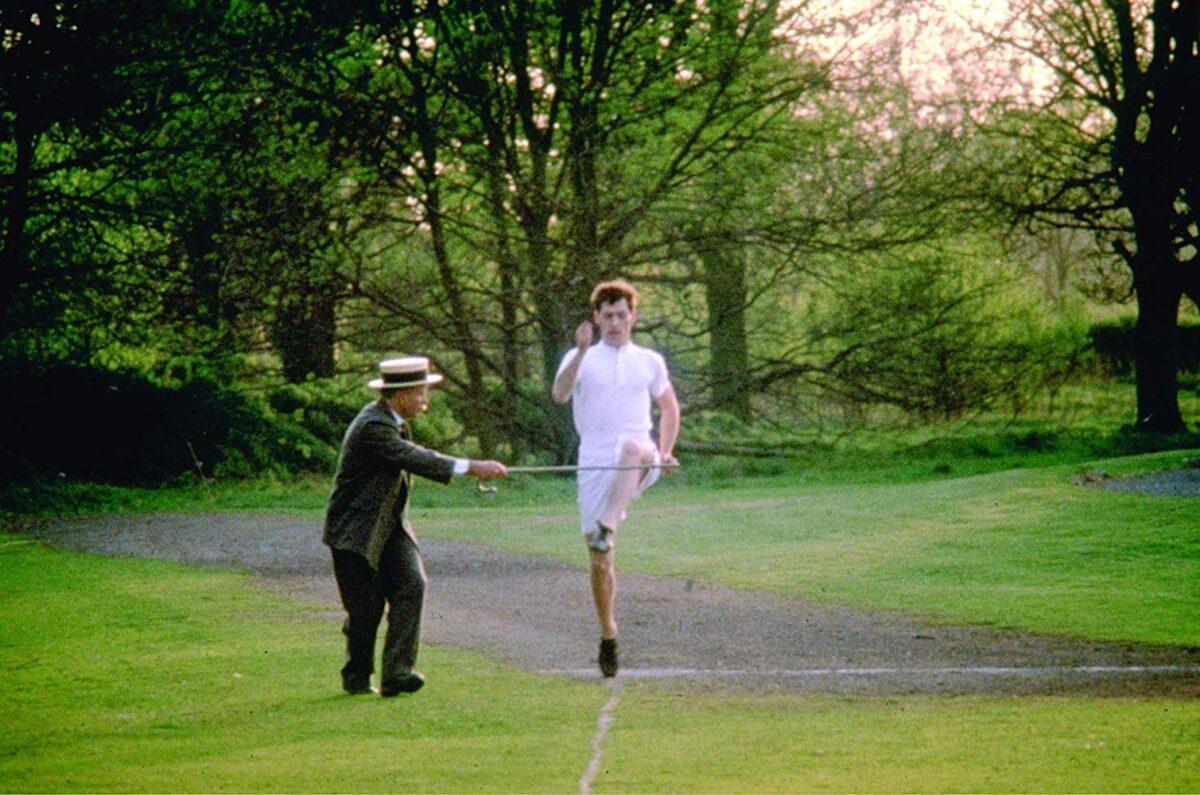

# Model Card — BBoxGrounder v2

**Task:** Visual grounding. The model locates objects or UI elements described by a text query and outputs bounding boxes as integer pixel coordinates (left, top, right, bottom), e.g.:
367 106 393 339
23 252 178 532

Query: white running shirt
556 341 671 463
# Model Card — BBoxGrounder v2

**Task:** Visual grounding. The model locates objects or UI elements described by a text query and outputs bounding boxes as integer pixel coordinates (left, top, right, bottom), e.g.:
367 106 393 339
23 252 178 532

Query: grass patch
0 534 602 792
2 535 1197 792
599 687 1200 793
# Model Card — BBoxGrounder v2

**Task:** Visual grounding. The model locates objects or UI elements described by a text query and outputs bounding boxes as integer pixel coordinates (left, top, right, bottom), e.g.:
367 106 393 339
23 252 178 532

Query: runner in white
552 280 680 677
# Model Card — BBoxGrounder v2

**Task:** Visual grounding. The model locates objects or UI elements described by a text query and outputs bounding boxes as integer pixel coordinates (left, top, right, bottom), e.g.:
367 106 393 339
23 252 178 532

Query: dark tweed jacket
323 398 456 569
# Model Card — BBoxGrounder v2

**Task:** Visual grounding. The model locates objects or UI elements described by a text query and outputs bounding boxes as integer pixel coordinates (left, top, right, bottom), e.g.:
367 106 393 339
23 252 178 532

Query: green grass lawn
0 536 604 793
601 688 1200 793
3 531 1199 792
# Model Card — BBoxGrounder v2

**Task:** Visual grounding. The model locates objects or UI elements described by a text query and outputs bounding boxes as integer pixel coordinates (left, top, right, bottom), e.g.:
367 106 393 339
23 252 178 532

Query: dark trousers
331 532 427 690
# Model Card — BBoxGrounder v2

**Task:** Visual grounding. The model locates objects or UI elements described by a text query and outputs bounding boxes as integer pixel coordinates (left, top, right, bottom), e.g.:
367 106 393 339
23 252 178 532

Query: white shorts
576 437 662 535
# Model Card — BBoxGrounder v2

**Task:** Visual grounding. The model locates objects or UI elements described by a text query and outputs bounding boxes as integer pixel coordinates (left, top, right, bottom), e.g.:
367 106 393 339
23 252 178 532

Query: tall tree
981 0 1199 432
281 0 828 457
0 1 232 334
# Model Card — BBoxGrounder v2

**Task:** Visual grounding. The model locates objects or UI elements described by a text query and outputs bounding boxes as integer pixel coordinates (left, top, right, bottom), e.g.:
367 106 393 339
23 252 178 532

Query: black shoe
380 671 425 696
598 638 619 678
343 677 376 695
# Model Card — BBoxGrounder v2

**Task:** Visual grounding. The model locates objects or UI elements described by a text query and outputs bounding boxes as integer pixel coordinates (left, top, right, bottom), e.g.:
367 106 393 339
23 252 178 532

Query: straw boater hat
368 356 444 389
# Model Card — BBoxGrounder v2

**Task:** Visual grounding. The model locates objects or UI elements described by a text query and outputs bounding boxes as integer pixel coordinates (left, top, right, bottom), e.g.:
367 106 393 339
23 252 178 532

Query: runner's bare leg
589 547 618 639
598 440 656 531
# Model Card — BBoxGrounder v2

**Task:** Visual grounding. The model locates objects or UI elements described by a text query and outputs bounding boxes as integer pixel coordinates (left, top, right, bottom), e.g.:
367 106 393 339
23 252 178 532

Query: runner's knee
619 439 653 463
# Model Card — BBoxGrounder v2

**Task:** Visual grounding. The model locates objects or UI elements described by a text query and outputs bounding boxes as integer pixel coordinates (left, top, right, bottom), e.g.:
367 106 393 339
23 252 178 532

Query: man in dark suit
324 356 507 696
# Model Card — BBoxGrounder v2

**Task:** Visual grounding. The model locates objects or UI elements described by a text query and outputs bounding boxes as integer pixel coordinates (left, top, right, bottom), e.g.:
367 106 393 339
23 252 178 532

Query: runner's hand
660 453 679 476
574 320 594 350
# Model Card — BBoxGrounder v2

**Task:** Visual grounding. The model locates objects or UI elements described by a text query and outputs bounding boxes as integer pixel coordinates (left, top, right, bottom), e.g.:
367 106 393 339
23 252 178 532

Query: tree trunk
428 188 495 458
272 288 337 383
409 71 496 459
528 212 588 465
1132 279 1186 432
1124 145 1188 432
180 196 226 331
701 240 751 420
484 148 528 461
0 121 36 326
534 279 580 464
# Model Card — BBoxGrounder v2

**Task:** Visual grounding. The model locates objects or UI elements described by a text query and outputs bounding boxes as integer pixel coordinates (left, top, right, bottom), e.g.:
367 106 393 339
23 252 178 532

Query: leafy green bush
0 365 339 485
809 252 1089 420
266 380 362 447
266 377 470 462
437 376 569 461
682 410 826 451
406 397 465 452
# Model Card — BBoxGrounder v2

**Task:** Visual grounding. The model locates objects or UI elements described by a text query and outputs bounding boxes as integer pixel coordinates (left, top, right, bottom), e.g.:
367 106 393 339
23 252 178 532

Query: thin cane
475 462 679 494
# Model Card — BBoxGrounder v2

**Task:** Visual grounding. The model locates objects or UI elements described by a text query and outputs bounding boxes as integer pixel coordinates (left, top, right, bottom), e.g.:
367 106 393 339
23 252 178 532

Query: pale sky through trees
786 0 1055 107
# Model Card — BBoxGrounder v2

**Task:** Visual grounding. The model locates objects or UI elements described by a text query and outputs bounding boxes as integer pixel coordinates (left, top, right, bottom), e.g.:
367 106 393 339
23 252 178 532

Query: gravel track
1096 467 1200 496
23 509 1200 698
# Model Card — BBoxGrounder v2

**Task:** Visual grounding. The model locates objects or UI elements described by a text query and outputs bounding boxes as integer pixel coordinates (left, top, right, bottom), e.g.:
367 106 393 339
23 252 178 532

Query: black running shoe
598 638 619 678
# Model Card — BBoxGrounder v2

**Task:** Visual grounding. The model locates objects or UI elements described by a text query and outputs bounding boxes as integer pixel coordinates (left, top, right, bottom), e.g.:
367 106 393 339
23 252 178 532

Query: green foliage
5 0 1195 471
265 379 361 447
0 0 240 333
406 395 465 453
810 251 1089 420
0 364 340 485
682 410 830 456
438 376 567 460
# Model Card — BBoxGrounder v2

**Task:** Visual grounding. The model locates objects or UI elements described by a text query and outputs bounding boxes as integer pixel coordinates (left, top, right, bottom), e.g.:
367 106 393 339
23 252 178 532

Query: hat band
381 370 429 387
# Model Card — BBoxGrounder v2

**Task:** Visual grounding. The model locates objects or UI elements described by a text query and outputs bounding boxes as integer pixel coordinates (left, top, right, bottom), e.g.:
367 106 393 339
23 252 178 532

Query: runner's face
594 298 635 346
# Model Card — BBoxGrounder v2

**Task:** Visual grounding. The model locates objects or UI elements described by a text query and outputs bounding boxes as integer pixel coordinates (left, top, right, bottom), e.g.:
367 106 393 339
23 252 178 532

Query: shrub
0 365 339 485
266 380 362 446
808 252 1089 420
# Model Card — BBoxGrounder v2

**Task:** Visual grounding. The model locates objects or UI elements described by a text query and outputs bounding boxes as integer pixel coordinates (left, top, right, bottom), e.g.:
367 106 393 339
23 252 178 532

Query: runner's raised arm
552 320 594 403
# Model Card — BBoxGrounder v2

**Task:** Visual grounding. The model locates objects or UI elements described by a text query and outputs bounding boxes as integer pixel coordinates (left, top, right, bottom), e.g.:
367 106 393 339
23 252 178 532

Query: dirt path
25 511 1200 697
1096 467 1200 496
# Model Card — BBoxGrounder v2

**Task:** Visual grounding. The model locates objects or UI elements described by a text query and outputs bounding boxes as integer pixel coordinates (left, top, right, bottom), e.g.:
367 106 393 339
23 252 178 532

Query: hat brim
368 373 444 389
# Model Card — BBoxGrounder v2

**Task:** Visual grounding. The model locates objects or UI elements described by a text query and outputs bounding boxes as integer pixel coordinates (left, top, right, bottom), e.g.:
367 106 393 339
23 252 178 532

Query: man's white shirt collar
599 339 631 351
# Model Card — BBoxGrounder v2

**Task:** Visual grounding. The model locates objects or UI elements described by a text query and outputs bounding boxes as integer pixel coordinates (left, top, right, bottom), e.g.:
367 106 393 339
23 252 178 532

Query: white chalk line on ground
579 679 624 795
542 665 1200 679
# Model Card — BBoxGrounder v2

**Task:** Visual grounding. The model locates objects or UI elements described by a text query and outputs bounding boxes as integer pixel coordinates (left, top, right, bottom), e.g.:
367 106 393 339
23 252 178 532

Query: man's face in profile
391 384 430 418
